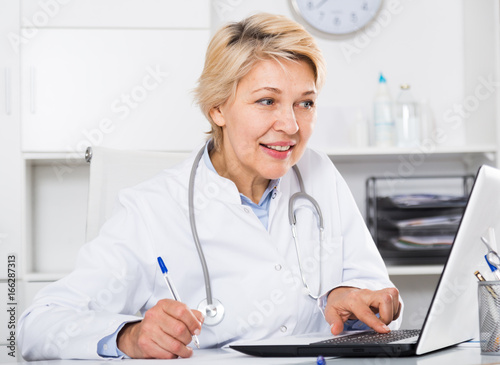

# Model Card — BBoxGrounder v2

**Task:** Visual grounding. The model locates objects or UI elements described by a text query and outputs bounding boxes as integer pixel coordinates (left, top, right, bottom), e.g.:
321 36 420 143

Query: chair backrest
85 146 190 241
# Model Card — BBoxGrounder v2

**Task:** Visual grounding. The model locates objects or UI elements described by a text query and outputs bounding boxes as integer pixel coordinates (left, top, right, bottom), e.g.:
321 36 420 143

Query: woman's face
210 58 317 181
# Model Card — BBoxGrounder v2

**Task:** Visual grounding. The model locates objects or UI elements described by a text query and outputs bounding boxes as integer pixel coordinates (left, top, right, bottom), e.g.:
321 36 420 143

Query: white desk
3 346 495 365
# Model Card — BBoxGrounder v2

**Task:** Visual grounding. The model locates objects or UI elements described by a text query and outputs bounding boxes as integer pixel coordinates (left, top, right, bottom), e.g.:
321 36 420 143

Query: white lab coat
18 147 402 360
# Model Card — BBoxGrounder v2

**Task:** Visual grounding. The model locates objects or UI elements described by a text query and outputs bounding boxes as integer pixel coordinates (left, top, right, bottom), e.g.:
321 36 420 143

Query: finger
193 309 205 325
394 301 402 319
150 331 194 359
144 302 193 346
375 290 398 325
135 319 193 359
350 302 390 334
155 311 197 346
385 288 401 322
160 300 203 338
143 332 193 359
325 306 345 336
386 287 401 319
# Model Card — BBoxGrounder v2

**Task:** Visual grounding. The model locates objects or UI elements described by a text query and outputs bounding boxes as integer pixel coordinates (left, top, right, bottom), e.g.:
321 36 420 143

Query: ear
209 106 226 127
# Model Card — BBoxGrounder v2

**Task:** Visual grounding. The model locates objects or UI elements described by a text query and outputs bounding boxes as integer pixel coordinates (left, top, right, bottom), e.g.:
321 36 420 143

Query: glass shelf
323 144 497 158
387 265 444 276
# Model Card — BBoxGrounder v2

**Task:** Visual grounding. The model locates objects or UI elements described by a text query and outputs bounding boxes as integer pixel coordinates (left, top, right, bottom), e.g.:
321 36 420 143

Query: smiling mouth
262 144 293 152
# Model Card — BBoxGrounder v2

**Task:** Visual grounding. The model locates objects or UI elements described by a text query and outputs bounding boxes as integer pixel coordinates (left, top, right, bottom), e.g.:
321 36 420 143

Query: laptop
231 165 500 357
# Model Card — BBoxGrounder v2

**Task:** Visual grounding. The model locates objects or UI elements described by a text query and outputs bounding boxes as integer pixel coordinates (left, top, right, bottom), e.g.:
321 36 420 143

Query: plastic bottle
419 98 435 145
395 84 420 147
372 73 395 147
350 110 368 147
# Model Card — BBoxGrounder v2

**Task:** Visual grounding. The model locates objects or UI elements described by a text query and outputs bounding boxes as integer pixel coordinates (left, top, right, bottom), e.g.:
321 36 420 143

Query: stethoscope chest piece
197 298 225 326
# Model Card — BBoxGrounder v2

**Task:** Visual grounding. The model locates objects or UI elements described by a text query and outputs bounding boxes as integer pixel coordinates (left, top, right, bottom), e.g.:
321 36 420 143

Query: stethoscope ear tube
288 165 324 231
288 165 325 300
189 146 222 324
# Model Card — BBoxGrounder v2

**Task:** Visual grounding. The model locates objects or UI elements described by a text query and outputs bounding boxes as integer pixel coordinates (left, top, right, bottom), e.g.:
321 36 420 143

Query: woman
19 13 402 360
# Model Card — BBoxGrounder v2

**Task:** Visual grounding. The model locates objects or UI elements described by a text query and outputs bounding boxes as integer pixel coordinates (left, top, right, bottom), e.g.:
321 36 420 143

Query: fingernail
194 328 201 336
382 324 390 332
187 346 192 351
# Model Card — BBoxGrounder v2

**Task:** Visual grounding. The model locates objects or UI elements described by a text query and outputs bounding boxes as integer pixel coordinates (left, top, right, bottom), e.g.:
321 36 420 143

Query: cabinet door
0 0 21 280
21 0 209 29
21 29 209 152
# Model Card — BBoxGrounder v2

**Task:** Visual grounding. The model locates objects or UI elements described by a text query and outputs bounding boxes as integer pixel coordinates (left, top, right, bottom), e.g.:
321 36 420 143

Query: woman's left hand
324 287 402 336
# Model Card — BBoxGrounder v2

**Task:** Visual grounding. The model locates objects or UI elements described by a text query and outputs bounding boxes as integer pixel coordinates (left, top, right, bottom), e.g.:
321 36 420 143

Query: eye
298 100 315 109
256 98 274 106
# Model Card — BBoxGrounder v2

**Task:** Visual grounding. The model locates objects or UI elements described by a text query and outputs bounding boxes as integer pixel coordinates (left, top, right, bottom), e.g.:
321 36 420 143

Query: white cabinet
21 29 209 152
21 0 210 29
24 159 89 276
0 0 21 276
17 2 211 281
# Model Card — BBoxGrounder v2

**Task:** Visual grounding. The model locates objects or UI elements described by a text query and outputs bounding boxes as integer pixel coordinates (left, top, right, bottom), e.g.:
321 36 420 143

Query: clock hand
314 0 328 9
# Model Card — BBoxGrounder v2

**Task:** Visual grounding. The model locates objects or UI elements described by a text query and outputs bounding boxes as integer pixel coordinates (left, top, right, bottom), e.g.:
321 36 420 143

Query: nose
273 105 299 135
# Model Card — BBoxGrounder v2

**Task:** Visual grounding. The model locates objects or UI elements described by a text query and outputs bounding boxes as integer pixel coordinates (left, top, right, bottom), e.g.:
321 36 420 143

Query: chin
262 165 293 180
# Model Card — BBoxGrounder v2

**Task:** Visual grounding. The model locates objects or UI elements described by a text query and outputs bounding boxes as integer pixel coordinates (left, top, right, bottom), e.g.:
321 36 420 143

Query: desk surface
5 345 496 365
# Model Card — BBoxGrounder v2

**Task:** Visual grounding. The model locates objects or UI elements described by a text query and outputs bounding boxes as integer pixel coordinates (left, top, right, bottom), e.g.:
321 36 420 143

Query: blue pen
157 257 200 349
316 355 326 365
485 255 500 280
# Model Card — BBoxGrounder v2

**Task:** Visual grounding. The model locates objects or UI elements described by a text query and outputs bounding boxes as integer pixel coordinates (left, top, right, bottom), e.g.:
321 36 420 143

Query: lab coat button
275 264 282 271
280 325 287 332
243 207 250 213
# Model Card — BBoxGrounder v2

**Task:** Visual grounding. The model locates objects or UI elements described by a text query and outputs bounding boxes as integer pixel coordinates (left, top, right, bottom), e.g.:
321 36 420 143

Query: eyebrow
252 87 317 96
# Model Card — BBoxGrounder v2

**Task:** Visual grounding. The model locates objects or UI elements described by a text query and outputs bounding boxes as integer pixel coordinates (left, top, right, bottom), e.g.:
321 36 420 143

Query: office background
0 0 499 361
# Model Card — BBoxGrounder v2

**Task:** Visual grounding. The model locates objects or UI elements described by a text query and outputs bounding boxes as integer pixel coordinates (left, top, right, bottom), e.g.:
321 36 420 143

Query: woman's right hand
117 299 204 359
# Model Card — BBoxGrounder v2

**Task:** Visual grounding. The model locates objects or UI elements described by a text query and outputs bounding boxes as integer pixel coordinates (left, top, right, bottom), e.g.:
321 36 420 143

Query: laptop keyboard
312 329 421 345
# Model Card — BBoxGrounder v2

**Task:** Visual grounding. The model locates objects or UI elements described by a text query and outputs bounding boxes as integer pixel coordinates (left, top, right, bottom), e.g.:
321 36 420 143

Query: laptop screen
416 165 500 354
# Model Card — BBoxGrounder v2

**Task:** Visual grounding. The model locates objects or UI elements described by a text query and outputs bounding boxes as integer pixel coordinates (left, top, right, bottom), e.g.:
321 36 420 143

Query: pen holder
478 281 500 354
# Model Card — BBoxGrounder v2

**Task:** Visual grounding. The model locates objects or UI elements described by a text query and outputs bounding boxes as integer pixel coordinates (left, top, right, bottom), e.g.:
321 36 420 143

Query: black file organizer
366 174 475 265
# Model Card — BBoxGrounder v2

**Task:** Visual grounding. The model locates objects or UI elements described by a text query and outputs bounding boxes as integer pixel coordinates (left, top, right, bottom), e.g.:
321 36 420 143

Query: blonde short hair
194 12 326 149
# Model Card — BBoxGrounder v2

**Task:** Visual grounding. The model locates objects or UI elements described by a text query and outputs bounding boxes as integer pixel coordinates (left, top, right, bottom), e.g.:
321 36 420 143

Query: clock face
290 0 383 36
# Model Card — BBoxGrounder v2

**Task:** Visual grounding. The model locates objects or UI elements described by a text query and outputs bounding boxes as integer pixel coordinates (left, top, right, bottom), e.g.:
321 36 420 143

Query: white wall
213 0 457 147
210 0 499 214
210 0 497 149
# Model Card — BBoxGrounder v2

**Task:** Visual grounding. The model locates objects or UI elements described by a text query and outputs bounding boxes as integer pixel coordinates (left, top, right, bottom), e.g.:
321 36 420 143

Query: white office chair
84 146 190 241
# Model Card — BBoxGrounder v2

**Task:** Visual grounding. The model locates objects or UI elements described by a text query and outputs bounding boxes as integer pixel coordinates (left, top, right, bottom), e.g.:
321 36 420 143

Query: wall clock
290 0 383 36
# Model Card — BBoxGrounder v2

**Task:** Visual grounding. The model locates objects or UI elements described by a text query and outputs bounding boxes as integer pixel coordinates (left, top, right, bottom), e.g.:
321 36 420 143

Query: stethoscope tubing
188 143 324 323
188 147 214 306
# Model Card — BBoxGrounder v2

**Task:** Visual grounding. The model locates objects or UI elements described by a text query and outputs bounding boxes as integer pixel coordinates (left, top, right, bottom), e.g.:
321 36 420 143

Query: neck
210 147 269 204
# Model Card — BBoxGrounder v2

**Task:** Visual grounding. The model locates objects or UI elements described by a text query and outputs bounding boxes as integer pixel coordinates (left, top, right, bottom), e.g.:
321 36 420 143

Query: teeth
266 145 291 151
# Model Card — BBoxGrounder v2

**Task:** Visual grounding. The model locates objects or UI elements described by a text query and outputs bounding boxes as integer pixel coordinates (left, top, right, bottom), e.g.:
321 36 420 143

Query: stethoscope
189 144 324 326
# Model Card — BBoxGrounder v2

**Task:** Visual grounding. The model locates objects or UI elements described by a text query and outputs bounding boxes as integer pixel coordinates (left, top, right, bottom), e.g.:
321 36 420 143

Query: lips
260 143 295 160
263 144 292 152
